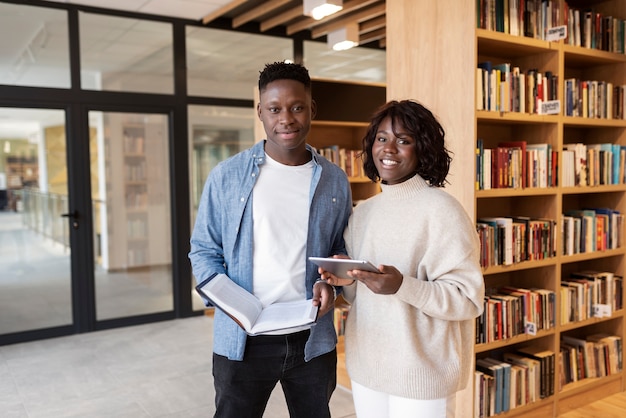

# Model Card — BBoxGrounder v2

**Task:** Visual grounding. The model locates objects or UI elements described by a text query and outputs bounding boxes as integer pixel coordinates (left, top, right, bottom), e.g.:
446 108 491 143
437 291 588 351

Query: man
189 61 352 418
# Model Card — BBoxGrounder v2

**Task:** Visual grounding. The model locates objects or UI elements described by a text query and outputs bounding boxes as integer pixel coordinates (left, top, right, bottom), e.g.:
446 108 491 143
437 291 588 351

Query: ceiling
48 0 386 48
0 1 386 138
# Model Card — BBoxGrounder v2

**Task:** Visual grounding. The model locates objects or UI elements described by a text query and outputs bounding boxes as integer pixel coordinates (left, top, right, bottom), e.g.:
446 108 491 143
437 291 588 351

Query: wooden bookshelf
386 1 625 417
472 1 626 417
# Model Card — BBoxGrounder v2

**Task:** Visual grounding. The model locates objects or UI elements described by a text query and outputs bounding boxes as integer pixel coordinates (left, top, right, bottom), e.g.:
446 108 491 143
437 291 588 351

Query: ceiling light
303 0 343 20
328 23 359 51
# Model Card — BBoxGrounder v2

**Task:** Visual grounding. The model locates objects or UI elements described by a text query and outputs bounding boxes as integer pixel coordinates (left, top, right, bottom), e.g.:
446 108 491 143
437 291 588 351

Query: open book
195 273 319 335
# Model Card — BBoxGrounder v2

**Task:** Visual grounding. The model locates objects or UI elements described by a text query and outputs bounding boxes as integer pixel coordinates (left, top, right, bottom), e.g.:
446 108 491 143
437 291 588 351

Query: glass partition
303 40 386 83
188 104 255 310
186 26 293 100
89 111 173 319
79 12 174 93
0 107 71 334
0 3 70 88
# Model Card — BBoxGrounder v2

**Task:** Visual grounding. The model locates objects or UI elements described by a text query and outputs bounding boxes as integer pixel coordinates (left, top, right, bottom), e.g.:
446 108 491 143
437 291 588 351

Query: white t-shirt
252 153 313 308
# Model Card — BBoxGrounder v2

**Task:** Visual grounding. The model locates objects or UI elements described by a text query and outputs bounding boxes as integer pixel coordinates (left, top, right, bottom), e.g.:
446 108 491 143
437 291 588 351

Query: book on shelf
564 209 597 253
195 273 318 335
563 143 588 186
477 286 554 344
498 141 527 188
475 358 505 415
502 352 541 404
474 369 496 417
486 357 512 413
561 215 576 256
560 340 582 384
586 333 623 376
585 207 623 251
561 333 623 384
515 346 555 399
476 216 556 267
479 217 513 265
561 335 597 381
568 270 618 318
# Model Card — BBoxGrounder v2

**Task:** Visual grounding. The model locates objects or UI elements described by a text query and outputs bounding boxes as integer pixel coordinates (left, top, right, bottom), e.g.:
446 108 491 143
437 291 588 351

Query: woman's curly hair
361 99 452 187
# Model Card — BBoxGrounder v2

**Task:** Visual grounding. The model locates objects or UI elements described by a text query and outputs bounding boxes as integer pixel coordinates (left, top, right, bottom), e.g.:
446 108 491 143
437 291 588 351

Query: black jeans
212 329 337 418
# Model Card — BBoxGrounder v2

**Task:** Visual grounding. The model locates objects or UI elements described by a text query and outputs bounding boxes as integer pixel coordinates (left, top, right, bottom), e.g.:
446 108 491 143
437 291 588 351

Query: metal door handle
61 210 80 229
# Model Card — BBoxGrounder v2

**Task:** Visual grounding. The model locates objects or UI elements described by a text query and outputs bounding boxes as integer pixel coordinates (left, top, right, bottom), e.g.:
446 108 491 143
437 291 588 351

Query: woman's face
371 116 418 185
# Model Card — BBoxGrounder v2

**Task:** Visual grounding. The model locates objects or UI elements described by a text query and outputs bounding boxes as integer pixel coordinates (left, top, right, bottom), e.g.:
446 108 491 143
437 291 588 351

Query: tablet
309 257 380 279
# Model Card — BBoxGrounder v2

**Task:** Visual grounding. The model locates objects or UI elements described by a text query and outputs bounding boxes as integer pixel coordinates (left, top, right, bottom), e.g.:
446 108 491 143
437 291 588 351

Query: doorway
0 107 175 341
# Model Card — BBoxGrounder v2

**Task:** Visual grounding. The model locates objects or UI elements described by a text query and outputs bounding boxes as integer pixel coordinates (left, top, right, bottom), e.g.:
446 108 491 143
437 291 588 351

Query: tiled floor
0 315 356 418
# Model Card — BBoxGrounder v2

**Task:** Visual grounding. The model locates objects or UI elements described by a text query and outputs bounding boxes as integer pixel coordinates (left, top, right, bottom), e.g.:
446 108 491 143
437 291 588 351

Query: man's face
257 79 316 164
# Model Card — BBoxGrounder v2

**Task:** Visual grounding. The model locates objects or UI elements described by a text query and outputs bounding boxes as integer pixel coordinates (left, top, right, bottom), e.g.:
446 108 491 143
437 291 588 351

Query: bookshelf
308 79 385 201
5 155 38 189
472 1 626 417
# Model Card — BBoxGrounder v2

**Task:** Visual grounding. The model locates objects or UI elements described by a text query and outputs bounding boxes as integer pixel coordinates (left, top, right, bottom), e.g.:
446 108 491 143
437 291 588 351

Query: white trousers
351 380 456 418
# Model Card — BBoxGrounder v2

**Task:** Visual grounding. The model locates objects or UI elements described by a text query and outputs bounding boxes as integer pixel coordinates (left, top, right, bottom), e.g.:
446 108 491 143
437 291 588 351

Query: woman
320 99 485 418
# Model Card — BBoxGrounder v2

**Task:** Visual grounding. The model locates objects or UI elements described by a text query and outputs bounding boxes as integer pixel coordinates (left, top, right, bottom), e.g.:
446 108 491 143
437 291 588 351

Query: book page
250 299 318 335
197 274 262 332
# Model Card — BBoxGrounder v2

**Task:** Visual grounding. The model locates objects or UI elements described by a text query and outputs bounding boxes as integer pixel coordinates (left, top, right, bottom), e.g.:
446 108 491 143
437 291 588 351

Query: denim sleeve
189 166 227 285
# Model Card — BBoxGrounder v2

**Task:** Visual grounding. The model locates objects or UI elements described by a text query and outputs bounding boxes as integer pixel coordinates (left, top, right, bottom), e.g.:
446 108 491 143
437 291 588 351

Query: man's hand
312 281 335 318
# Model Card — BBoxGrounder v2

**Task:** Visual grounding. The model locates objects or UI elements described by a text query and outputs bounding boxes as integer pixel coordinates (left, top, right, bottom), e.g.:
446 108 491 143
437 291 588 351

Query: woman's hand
350 264 403 295
317 254 356 287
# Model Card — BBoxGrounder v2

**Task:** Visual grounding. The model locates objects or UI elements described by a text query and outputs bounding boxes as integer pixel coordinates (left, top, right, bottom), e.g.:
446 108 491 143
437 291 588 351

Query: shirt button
240 197 244 202
251 173 256 177
332 198 336 202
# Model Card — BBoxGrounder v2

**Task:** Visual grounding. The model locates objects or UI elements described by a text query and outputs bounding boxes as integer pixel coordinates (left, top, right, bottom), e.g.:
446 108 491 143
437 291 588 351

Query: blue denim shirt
189 140 352 361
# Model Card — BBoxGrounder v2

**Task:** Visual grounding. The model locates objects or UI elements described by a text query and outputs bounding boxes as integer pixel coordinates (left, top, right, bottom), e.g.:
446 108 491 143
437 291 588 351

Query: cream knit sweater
343 174 485 400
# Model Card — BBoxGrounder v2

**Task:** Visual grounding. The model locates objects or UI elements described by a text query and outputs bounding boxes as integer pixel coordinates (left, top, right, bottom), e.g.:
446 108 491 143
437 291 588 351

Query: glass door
89 111 172 320
0 106 175 341
0 107 72 335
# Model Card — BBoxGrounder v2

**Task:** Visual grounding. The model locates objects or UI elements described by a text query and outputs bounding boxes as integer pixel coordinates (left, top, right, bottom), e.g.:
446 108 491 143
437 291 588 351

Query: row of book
476 216 557 267
477 140 626 190
564 4 626 54
561 271 623 325
562 208 624 256
474 346 555 417
560 333 623 388
475 332 624 418
564 79 626 120
316 146 366 179
477 0 626 55
476 62 557 114
477 286 555 344
475 140 556 190
476 0 561 40
562 143 626 187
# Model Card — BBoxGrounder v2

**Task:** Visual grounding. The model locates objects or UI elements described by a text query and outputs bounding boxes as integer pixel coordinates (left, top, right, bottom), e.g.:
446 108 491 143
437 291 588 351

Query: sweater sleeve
394 204 485 321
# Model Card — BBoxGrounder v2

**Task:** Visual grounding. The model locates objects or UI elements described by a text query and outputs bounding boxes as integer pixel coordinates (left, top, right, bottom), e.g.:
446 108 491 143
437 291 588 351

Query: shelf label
546 25 567 42
540 100 560 115
593 303 612 318
525 322 537 335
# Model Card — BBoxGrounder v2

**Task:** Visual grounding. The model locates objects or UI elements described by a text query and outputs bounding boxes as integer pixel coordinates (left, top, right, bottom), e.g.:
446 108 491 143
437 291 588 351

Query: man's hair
258 61 311 92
